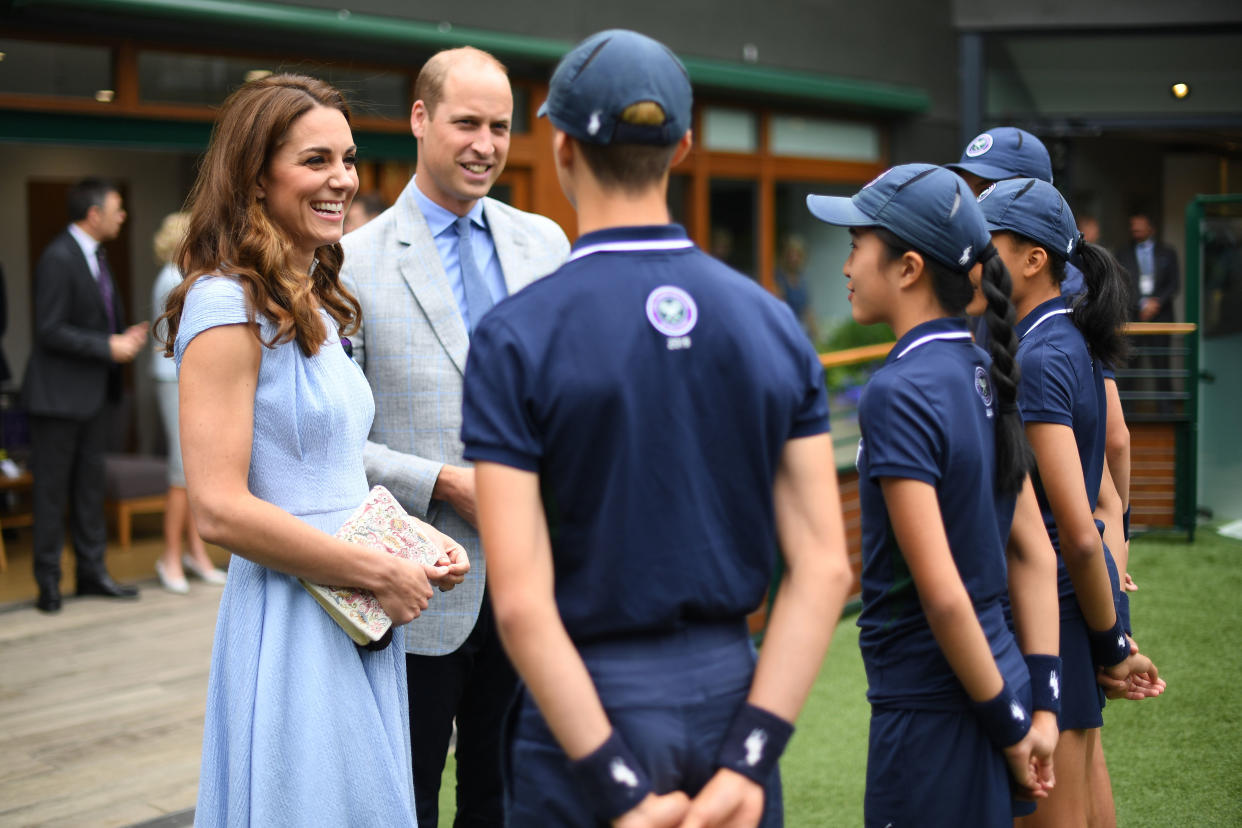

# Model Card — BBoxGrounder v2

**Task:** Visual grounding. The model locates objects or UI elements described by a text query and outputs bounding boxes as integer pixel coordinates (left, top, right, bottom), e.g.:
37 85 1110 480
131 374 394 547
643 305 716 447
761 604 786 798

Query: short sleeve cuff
462 443 541 472
867 463 939 487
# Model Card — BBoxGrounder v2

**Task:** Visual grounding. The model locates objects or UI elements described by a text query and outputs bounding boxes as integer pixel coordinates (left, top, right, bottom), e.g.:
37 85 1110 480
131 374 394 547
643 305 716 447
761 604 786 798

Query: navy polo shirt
1016 295 1107 604
461 224 830 645
855 317 1024 710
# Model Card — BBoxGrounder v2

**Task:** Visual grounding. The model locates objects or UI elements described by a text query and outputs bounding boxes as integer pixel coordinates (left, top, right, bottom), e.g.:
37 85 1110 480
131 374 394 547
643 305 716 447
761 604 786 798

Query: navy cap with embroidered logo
945 127 1053 184
806 163 991 273
977 177 1081 261
537 29 692 147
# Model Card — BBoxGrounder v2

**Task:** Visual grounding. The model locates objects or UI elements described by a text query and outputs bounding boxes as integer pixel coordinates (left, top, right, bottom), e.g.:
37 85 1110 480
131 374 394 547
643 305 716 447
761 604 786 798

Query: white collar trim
567 238 694 262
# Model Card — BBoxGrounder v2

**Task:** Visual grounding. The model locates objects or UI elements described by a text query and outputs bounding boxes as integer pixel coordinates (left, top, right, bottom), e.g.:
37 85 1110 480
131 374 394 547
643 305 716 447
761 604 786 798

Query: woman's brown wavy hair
159 73 362 357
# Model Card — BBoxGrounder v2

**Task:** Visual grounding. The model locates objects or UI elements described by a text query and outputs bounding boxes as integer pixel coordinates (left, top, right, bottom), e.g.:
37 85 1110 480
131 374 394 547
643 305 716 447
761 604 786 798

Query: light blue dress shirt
410 178 507 332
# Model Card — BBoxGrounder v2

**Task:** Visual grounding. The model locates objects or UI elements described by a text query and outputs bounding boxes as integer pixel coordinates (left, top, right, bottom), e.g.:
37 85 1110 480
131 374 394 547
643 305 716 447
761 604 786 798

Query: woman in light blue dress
159 74 468 826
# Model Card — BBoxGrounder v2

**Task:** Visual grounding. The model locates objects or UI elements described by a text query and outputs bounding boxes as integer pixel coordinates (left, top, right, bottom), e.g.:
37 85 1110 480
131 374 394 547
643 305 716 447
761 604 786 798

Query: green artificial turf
440 528 1242 827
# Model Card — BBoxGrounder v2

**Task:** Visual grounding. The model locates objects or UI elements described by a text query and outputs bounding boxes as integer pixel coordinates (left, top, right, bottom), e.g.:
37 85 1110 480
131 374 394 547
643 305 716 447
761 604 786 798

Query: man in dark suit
23 179 149 613
1116 211 1181 411
1116 211 1180 323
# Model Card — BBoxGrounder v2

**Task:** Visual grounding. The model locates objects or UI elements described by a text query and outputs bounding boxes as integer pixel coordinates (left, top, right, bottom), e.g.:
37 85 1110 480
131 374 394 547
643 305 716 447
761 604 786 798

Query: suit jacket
340 177 570 655
22 228 123 419
1115 239 1180 323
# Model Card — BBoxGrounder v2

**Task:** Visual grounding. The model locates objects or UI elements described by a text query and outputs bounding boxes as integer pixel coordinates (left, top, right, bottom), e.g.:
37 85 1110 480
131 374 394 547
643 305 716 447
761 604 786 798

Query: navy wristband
568 731 652 821
971 680 1032 749
1088 615 1130 668
1024 654 1062 715
715 703 794 784
1117 591 1132 638
1122 506 1131 542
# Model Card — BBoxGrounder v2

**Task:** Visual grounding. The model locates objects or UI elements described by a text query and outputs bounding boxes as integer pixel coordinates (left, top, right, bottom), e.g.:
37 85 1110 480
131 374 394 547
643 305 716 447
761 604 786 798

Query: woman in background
150 211 224 593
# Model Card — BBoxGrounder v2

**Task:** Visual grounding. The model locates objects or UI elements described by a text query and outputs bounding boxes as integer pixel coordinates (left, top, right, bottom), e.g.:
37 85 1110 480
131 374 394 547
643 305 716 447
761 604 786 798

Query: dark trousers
29 411 110 592
407 591 517 828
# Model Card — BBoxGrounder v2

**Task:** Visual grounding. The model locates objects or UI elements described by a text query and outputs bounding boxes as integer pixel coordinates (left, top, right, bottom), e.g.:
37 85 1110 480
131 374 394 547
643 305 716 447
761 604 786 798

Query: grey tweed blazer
340 177 569 655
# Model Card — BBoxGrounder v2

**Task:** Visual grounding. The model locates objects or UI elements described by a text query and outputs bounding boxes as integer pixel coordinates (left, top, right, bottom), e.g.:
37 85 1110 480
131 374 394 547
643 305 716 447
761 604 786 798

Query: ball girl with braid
808 164 1062 826
977 177 1164 827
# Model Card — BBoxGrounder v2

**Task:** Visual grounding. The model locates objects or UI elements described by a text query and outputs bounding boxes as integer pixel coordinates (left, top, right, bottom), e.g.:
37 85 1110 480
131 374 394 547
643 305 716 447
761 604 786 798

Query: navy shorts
504 622 783 827
1057 609 1107 731
1056 542 1120 731
864 681 1032 828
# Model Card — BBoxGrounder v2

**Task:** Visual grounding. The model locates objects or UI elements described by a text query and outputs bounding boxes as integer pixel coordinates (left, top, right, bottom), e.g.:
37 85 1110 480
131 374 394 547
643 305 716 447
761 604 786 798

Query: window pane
777 179 891 466
709 179 757 278
702 107 757 153
0 39 112 99
511 85 531 134
769 115 880 162
137 52 409 119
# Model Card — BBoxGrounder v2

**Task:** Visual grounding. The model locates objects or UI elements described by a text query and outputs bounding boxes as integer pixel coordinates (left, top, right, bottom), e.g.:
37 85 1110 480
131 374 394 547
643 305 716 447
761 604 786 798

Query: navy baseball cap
537 29 692 146
806 164 991 273
977 178 1081 260
945 127 1053 184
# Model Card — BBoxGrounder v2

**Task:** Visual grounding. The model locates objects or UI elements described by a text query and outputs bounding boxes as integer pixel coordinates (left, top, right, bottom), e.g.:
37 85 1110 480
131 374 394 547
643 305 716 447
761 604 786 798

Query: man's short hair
414 47 508 117
575 102 680 194
67 178 118 223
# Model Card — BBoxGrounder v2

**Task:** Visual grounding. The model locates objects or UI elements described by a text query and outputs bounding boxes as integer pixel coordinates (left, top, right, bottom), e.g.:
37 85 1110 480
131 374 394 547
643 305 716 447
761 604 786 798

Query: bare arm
1102 378 1130 512
1006 476 1061 785
476 461 687 827
682 433 853 827
1025 422 1117 632
1006 476 1059 660
180 323 441 623
881 477 1050 798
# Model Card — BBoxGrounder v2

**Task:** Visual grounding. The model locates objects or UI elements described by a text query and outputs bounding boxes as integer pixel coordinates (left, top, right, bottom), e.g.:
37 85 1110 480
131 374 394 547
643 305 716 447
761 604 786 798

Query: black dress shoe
76 574 140 599
36 587 62 613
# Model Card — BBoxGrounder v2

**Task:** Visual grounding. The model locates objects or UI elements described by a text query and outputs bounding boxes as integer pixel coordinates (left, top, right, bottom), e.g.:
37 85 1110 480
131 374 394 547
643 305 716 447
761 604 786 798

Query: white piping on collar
1020 307 1072 340
567 238 695 262
895 330 972 359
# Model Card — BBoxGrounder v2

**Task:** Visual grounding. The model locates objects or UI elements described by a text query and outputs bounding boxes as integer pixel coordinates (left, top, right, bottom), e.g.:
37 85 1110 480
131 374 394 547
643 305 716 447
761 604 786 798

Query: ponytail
978 245 1033 495
1071 241 1131 368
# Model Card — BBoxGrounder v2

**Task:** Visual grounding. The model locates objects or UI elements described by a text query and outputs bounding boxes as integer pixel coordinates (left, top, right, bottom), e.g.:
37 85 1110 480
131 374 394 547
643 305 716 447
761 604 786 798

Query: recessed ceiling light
1171 82 1190 99
0 52 7 62
95 89 115 103
245 69 273 83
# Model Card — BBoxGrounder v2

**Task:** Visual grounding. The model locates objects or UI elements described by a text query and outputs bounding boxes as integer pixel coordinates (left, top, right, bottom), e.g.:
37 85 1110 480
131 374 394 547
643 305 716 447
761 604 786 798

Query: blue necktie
455 216 494 335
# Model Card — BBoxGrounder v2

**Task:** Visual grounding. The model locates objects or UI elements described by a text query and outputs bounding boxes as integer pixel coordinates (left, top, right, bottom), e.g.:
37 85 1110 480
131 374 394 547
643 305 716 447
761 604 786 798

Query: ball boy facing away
461 29 853 828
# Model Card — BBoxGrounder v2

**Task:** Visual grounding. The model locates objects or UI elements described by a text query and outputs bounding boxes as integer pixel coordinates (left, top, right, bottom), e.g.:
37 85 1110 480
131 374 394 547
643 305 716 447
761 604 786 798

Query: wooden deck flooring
0 526 223 827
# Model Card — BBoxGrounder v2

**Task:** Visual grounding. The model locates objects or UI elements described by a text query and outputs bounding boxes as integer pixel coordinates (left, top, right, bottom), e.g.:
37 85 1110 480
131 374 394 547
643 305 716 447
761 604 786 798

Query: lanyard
567 239 695 262
895 330 972 359
1020 307 1072 340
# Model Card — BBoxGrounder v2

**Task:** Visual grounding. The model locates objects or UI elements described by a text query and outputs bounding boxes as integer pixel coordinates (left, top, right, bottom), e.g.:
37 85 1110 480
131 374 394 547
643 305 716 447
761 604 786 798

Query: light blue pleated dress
177 276 416 827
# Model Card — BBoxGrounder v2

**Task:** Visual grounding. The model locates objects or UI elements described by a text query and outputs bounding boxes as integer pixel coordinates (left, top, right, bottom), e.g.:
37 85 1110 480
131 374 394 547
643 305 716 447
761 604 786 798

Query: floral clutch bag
300 485 443 649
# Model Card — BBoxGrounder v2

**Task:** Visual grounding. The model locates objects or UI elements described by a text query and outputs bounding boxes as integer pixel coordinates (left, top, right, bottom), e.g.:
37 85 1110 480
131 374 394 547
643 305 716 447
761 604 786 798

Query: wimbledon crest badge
646 285 698 348
965 133 994 157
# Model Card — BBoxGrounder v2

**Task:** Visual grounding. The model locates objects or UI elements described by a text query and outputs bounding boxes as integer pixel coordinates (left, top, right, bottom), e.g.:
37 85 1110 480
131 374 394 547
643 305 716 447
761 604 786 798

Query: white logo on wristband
744 728 768 766
1050 672 1060 700
1010 700 1026 722
610 757 638 788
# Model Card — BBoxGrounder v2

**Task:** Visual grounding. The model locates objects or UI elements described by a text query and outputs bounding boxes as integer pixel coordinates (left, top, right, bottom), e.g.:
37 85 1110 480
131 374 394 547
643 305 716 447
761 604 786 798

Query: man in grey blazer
340 47 569 827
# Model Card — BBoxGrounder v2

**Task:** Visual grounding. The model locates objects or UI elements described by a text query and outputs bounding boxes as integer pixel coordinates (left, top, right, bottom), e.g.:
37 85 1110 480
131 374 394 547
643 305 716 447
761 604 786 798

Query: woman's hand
370 550 435 624
1098 641 1166 700
1003 718 1056 800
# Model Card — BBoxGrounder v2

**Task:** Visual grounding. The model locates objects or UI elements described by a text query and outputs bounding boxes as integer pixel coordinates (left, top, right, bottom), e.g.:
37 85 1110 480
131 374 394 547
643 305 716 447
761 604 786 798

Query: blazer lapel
485 200 536 296
394 183 470 375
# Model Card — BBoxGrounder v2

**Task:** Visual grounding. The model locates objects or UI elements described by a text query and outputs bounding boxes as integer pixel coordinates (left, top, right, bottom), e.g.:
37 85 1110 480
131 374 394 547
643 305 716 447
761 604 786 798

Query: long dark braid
978 243 1032 494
